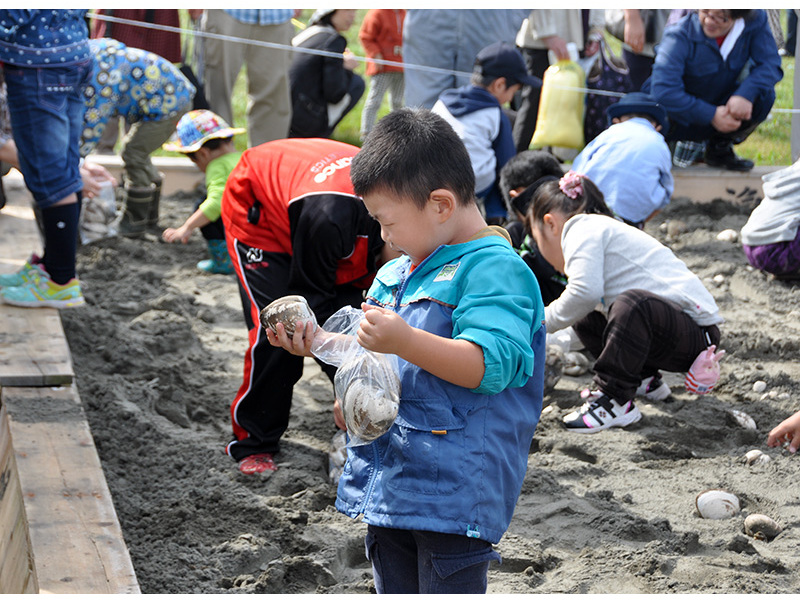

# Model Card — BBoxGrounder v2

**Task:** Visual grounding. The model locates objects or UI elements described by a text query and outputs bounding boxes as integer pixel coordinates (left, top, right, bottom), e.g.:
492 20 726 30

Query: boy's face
361 188 443 266
186 147 212 173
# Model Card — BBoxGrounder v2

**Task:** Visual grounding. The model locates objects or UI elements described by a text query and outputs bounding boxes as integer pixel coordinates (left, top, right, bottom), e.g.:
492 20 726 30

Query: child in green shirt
162 110 244 274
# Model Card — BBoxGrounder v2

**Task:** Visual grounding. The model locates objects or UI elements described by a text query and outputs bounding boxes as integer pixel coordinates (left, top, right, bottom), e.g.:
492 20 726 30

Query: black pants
573 289 721 402
226 240 364 461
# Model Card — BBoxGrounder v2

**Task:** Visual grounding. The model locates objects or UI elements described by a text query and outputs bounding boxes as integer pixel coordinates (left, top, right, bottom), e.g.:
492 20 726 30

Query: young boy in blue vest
268 108 545 594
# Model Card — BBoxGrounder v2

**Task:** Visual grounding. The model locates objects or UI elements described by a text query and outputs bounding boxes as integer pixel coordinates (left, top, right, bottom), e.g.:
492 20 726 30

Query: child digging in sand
161 110 244 274
527 171 723 433
268 108 545 594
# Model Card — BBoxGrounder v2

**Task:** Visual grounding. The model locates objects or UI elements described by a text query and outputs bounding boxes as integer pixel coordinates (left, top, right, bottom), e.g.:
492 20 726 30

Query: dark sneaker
238 453 277 474
704 141 754 172
636 375 671 401
563 390 642 434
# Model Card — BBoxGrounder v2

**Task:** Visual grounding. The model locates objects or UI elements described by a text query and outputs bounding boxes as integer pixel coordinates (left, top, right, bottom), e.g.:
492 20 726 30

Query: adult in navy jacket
643 9 782 172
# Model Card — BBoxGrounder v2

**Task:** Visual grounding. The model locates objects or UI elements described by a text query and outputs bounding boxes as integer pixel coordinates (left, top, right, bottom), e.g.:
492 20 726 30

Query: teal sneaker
0 254 47 288
1 272 85 308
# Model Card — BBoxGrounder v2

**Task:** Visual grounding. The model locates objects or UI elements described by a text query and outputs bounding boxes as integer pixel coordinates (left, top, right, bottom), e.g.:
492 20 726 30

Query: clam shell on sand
260 295 317 338
744 513 782 541
696 489 740 519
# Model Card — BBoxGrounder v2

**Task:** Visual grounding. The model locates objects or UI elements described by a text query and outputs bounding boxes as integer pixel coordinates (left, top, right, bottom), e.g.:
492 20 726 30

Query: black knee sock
40 199 81 285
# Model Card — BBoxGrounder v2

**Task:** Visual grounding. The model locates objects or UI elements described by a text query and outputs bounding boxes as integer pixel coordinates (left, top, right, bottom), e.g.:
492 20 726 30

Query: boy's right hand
162 225 192 244
767 411 800 453
265 320 317 357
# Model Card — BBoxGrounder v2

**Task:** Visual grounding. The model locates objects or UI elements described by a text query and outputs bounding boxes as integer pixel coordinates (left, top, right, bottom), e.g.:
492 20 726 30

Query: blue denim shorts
2 60 92 208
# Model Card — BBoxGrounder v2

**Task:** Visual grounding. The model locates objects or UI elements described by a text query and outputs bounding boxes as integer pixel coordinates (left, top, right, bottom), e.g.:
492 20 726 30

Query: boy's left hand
357 303 410 355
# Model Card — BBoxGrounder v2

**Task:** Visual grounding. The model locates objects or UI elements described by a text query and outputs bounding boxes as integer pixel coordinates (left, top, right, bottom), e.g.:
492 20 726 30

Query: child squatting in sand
526 171 723 433
267 108 545 594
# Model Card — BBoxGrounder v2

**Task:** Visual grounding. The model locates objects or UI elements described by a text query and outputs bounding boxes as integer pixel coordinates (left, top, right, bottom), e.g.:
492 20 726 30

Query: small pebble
541 405 554 415
752 380 767 393
716 229 739 243
713 274 725 285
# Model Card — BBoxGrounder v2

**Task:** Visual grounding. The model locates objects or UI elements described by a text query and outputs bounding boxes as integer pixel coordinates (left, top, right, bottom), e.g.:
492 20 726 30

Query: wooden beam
3 386 139 594
0 403 37 594
0 185 73 387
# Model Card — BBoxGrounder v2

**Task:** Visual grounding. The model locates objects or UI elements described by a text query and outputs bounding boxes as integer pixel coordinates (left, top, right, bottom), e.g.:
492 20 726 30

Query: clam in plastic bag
311 306 401 447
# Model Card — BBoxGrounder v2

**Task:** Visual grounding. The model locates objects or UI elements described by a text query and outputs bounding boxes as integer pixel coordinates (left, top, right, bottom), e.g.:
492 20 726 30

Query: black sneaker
704 140 754 172
563 390 642 434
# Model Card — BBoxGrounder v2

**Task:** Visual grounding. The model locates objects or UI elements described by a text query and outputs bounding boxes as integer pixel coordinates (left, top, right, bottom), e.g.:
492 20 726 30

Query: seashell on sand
752 380 767 393
716 229 739 243
729 409 757 431
696 489 740 519
563 351 592 376
544 345 564 394
743 449 771 466
260 295 317 338
744 513 782 541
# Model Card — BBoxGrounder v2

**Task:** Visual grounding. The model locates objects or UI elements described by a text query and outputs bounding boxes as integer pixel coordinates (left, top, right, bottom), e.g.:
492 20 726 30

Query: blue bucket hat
606 92 670 131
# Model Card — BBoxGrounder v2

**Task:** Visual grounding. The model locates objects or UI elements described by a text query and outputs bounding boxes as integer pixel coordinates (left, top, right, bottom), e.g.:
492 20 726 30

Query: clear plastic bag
311 306 401 447
79 179 118 244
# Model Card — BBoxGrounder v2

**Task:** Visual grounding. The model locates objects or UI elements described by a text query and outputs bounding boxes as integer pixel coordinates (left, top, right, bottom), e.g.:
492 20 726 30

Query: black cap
475 41 542 88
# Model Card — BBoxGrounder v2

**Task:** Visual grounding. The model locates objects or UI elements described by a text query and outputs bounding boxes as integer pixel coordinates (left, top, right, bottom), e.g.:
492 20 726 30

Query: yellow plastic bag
531 60 586 150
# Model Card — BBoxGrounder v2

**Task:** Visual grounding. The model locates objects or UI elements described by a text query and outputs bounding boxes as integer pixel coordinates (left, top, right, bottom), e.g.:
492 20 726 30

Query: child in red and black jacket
220 137 394 475
358 9 406 140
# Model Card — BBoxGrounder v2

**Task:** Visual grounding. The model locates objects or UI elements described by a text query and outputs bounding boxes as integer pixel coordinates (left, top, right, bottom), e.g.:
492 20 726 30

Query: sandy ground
57 189 800 594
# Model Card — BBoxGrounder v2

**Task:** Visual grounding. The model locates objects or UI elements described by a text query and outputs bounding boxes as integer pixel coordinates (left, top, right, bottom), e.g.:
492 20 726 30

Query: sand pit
59 191 800 594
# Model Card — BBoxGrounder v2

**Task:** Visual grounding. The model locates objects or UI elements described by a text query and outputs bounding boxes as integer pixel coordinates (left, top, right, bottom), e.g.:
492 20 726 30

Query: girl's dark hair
527 175 614 225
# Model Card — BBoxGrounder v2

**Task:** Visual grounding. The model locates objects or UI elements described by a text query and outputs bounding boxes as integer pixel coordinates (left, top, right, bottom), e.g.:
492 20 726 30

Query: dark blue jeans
365 525 501 594
2 60 92 207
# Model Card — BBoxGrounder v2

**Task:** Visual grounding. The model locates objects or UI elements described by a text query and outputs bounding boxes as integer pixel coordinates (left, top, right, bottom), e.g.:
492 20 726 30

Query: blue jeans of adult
365 525 501 594
2 60 92 208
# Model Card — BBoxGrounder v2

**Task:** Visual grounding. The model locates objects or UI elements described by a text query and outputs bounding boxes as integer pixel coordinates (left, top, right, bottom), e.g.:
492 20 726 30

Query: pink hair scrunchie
559 171 584 200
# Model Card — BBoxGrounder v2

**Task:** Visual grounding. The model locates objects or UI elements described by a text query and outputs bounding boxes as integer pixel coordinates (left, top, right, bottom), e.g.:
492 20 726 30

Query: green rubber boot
197 239 234 274
118 184 155 238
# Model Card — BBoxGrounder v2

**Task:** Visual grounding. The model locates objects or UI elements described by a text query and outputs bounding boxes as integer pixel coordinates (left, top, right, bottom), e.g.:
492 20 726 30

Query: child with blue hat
572 91 674 228
161 110 245 274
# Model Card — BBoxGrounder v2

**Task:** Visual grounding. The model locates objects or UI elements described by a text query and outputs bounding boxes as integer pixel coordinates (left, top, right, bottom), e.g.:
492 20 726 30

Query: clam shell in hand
695 489 740 519
260 295 317 338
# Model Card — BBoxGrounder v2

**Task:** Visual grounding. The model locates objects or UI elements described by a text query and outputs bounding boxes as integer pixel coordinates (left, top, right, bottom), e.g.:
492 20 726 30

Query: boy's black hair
528 175 614 225
351 108 475 209
498 150 565 212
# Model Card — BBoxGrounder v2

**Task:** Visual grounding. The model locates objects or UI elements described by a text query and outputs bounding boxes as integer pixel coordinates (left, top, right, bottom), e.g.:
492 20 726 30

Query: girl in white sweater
527 171 722 433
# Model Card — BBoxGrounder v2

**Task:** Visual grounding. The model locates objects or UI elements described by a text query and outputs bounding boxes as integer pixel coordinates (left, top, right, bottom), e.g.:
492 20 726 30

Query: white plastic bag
79 179 118 244
311 306 401 447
